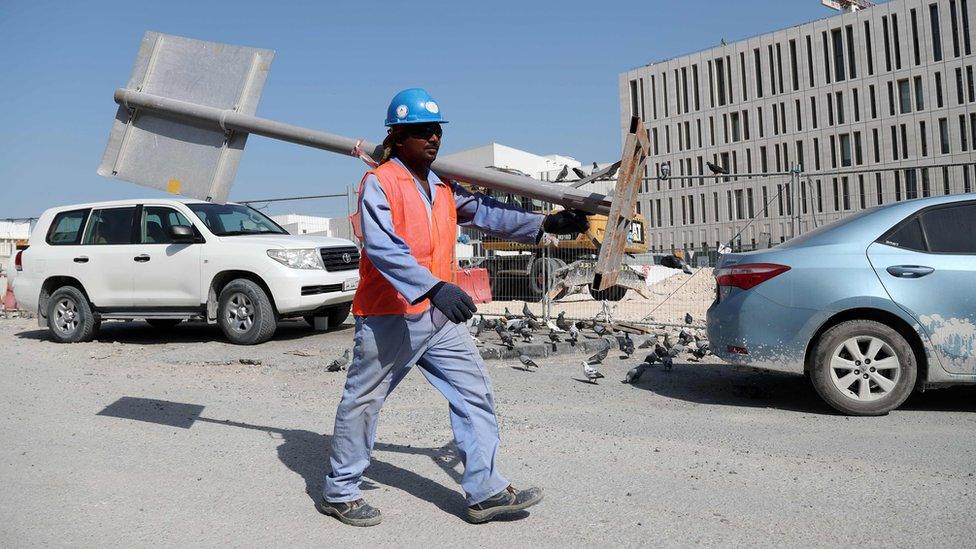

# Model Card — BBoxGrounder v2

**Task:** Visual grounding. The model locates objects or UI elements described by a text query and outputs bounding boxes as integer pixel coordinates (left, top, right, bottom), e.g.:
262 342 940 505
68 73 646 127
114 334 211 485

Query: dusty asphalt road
1 316 974 548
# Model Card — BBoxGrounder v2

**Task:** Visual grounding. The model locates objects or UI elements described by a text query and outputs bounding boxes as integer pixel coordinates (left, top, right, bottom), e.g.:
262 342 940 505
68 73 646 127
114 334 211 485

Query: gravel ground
2 316 975 548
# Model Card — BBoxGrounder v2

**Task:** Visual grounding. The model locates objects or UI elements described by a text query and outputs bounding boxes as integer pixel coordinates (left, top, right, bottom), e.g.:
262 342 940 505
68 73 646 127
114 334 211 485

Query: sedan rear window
920 204 976 254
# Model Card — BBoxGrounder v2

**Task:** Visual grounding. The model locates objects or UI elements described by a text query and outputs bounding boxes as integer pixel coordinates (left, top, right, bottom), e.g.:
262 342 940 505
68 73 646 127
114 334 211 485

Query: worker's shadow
97 397 527 521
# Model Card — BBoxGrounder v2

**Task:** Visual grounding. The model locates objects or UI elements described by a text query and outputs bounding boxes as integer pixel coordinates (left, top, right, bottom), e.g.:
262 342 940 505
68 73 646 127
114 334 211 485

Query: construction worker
320 88 590 526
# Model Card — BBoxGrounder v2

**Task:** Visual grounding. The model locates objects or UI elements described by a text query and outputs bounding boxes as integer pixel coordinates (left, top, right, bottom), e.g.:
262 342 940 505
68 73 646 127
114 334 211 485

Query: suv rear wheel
217 279 277 345
809 320 917 416
47 286 99 343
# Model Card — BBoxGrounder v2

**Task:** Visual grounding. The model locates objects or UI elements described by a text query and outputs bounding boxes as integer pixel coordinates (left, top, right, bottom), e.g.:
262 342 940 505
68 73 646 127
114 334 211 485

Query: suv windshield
187 203 288 236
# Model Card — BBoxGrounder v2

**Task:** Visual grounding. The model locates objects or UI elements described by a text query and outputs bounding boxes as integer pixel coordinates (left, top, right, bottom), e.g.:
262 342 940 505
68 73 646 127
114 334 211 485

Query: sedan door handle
886 265 934 278
73 256 89 263
134 254 151 263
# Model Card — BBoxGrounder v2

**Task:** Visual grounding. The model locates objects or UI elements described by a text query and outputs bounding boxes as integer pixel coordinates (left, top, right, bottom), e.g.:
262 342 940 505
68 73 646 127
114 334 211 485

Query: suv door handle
73 256 89 263
134 254 151 263
886 265 934 278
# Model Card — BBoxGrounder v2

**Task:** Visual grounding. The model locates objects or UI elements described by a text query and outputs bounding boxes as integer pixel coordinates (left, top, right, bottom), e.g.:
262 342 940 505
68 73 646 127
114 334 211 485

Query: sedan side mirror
170 225 196 243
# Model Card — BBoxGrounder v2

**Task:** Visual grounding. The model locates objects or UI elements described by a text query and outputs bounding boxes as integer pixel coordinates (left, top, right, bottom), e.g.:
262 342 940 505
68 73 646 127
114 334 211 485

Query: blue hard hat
385 88 449 126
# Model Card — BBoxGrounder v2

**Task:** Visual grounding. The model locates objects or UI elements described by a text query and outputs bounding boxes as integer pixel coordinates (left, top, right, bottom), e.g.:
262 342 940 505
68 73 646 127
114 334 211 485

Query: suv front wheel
47 286 99 343
809 320 917 416
217 279 277 345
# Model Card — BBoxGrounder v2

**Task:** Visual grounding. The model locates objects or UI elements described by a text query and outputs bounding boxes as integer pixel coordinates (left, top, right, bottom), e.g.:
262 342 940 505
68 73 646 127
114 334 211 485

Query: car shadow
15 320 354 345
627 362 976 414
95 396 530 522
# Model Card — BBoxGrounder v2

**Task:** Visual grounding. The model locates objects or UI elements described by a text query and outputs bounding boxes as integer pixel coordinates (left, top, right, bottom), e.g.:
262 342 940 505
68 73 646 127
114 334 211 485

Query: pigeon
518 354 539 370
469 315 483 337
522 302 537 320
482 317 497 331
526 318 542 331
685 313 694 325
682 263 694 275
572 167 588 179
586 346 609 365
506 318 525 331
621 333 635 357
327 349 350 372
495 324 516 349
593 323 609 337
555 164 569 182
582 361 605 383
548 331 561 343
692 340 710 359
519 327 534 343
503 307 517 320
678 329 693 345
623 363 649 384
706 161 729 175
669 344 685 357
638 335 658 349
643 352 660 365
555 311 573 331
662 355 674 371
663 333 673 349
568 324 580 344
654 343 669 360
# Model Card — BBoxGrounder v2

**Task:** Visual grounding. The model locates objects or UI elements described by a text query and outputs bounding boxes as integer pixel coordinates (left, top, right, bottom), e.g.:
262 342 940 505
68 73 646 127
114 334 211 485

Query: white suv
14 199 359 345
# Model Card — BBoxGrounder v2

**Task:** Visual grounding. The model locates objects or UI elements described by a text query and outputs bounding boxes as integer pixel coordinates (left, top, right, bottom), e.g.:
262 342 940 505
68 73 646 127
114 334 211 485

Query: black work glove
542 209 590 235
426 281 477 324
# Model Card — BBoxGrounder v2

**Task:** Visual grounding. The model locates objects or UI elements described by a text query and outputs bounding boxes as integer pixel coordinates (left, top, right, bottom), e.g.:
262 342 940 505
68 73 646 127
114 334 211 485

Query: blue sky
0 0 835 219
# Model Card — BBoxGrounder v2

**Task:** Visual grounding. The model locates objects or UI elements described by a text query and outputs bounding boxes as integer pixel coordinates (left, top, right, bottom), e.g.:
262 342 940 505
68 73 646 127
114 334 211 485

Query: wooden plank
592 116 650 291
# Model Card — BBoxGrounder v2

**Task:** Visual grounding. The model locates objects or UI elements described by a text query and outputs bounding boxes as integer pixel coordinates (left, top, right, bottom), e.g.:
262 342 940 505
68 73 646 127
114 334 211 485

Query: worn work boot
317 498 382 527
466 485 544 524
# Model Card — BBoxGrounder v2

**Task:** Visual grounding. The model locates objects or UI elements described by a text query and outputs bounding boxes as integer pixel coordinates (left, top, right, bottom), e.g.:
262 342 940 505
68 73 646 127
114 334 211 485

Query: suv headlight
267 248 325 270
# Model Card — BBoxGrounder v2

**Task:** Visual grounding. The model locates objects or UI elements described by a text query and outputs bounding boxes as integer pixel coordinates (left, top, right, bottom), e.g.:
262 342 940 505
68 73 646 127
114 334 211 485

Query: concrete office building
620 0 976 252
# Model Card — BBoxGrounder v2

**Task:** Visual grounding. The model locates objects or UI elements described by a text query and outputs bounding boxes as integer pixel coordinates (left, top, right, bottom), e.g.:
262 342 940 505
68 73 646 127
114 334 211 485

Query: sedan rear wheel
810 320 916 416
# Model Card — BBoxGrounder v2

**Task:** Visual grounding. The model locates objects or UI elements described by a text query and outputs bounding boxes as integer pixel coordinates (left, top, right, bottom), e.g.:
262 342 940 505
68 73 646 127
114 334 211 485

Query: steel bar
113 89 613 215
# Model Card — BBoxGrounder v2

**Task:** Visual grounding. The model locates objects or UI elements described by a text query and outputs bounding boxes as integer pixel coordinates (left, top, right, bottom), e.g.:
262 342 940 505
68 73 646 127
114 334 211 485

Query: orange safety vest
351 160 457 316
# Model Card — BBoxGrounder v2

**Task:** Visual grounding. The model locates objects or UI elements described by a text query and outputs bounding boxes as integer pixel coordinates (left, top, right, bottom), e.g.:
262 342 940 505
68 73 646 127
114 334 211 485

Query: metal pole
114 89 613 216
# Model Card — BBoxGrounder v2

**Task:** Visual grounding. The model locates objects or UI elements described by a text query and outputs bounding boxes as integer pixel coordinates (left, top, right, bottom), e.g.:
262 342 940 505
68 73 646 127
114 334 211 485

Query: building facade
620 0 976 253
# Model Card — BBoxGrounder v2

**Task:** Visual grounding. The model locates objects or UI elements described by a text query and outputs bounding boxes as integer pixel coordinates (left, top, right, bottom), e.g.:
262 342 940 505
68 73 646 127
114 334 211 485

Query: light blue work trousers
324 309 510 505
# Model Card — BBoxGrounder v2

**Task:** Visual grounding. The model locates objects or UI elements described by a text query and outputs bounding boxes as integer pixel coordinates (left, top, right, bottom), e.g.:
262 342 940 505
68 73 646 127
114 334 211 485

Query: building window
811 96 818 129
692 65 701 111
890 126 899 161
853 88 861 121
817 179 824 212
806 35 816 86
940 117 950 153
754 48 763 98
854 131 863 165
726 55 734 103
822 31 832 84
833 179 840 211
968 65 975 102
840 133 852 167
778 184 785 216
936 71 944 107
836 91 845 124
869 85 877 118
892 13 903 70
795 99 802 131
961 115 970 151
882 16 892 71
859 175 867 208
898 79 912 113
921 168 930 197
906 169 918 199
630 80 639 118
796 139 805 170
709 116 715 146
773 106 780 134
757 107 764 138
876 173 884 205
675 69 681 113
663 72 670 117
911 9 922 65
846 25 857 78
914 75 924 110
780 102 787 134
723 113 729 143
697 119 703 147
830 135 838 168
715 58 726 106
920 120 928 156
901 124 909 159
666 125 671 153
651 75 658 119
789 39 799 91
776 44 784 95
743 110 751 140
827 93 834 126
842 177 851 210
829 28 843 83
740 52 748 101
964 0 973 55
931 3 944 62
731 112 741 142
887 81 896 116
951 0 961 57
760 145 768 172
814 137 821 169
971 113 976 152
864 21 875 75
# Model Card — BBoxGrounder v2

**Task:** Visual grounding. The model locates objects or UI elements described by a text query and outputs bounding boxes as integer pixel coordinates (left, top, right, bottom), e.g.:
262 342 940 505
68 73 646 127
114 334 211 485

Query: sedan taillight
14 250 23 272
714 263 790 290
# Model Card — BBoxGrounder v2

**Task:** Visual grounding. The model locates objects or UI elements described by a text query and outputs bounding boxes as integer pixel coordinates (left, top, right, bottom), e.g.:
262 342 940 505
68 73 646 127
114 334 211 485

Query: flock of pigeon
470 302 712 385
320 302 712 385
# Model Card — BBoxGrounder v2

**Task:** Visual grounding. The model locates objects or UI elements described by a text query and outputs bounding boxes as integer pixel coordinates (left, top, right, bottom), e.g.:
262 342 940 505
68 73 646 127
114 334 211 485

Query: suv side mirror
170 225 196 243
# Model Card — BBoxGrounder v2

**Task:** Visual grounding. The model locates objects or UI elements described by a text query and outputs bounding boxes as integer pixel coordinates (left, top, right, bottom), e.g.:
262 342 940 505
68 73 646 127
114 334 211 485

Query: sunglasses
403 124 443 140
